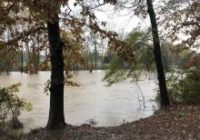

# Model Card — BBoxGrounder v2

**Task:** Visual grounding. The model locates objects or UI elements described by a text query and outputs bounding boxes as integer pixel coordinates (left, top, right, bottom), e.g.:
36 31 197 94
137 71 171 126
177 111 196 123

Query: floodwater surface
0 71 158 132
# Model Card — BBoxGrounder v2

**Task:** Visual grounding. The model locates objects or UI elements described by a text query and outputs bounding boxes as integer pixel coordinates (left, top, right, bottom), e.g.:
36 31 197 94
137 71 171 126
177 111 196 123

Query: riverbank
2 105 200 140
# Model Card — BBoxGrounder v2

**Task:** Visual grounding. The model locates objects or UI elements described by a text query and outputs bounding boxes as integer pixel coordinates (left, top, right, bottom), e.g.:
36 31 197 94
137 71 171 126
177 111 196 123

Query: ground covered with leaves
2 105 200 140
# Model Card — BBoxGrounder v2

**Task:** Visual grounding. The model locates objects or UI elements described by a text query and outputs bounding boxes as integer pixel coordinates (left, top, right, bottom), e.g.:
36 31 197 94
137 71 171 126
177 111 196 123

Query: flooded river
0 70 158 132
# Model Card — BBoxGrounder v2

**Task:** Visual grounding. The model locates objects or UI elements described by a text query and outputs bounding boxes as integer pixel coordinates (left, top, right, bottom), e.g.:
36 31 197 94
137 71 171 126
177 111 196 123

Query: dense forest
0 0 200 139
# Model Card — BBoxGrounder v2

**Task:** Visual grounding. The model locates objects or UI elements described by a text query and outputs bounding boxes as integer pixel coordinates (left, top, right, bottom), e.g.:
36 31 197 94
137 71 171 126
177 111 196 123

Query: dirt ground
2 105 200 140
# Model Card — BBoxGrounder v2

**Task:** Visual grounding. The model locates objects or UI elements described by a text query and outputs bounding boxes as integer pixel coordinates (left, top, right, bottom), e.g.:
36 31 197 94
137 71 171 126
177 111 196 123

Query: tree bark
46 17 66 129
146 0 170 107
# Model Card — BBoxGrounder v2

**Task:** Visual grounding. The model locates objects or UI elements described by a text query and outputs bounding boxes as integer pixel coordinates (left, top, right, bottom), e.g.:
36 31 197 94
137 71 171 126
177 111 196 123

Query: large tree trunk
146 0 170 107
46 17 66 129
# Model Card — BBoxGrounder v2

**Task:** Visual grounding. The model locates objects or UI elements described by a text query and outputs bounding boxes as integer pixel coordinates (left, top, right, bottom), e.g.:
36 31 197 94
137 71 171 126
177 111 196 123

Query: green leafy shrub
156 68 200 105
0 83 32 129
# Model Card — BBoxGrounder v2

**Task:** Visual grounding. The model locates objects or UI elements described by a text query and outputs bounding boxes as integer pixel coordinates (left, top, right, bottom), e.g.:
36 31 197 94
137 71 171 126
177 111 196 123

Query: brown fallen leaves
3 105 200 140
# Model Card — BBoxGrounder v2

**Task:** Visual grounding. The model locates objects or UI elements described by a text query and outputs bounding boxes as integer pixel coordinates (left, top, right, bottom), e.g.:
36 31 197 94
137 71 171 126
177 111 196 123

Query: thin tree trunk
94 41 97 69
46 17 66 129
37 35 40 72
37 50 40 72
26 42 31 73
20 48 24 73
146 0 170 107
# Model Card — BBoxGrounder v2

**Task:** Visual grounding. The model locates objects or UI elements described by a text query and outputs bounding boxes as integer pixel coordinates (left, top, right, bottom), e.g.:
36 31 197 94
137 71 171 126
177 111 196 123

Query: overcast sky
66 1 150 37
94 5 150 36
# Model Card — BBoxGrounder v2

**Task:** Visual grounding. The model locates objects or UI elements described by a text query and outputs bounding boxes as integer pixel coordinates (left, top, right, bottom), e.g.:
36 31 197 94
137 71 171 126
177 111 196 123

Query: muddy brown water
0 70 158 132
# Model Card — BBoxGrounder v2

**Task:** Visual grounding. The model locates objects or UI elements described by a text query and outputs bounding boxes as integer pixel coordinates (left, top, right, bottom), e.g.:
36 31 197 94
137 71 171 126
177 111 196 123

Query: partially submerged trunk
20 48 24 73
26 41 31 73
146 0 170 107
46 17 66 129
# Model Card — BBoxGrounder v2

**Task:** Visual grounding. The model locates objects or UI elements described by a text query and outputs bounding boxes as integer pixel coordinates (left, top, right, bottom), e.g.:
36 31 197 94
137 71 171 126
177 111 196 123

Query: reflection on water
0 70 158 132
